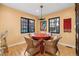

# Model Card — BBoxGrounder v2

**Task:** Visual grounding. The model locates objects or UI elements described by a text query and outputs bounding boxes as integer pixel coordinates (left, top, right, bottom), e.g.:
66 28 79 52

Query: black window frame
48 17 60 34
21 17 35 33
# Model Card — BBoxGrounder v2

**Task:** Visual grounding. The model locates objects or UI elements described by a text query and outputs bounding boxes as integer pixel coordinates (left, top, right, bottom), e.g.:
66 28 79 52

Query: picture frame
63 18 71 32
40 20 47 31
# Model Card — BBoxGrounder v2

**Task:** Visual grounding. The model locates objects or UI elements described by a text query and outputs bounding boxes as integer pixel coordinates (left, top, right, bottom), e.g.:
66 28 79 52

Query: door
75 3 79 56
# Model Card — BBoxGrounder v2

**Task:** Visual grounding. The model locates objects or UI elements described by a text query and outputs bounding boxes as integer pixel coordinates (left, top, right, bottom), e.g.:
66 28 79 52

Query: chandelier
39 5 44 20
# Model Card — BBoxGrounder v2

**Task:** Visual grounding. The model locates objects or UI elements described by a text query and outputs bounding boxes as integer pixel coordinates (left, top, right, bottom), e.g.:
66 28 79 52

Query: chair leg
45 51 56 56
24 49 40 56
32 51 40 56
24 48 27 56
56 46 60 56
58 49 60 55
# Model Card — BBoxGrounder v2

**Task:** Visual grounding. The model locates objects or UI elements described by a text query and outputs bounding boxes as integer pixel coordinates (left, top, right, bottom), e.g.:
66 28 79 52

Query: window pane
21 17 29 33
29 20 35 33
49 17 60 33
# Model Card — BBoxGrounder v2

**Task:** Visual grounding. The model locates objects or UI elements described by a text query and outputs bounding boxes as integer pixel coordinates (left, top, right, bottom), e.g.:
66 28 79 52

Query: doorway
75 3 79 56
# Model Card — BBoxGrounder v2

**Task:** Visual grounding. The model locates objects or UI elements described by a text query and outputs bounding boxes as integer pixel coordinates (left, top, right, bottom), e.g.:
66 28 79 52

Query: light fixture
39 5 44 20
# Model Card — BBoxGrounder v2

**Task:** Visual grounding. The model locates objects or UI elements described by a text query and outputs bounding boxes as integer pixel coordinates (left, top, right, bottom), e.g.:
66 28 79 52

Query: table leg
40 40 44 54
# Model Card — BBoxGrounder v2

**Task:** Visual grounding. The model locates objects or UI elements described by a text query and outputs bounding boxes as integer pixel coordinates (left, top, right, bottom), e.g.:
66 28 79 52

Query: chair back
0 36 8 55
44 36 62 55
24 37 34 49
52 37 62 47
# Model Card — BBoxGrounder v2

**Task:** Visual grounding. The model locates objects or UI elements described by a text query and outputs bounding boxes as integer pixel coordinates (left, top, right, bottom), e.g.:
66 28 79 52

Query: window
21 17 35 33
48 17 60 34
29 19 35 33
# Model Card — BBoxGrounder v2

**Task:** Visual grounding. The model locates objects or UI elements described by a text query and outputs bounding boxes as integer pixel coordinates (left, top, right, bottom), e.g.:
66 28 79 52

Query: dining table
31 33 51 54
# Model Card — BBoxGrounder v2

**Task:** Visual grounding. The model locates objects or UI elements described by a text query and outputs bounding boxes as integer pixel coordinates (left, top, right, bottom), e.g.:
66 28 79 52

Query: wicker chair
44 36 62 56
24 37 40 56
0 36 8 56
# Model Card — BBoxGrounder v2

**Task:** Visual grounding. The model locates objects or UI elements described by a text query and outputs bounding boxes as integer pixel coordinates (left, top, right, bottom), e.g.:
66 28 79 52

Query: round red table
32 33 51 54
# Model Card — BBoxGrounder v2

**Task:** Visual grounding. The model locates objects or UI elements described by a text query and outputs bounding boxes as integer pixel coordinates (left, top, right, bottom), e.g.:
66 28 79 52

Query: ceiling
3 3 74 17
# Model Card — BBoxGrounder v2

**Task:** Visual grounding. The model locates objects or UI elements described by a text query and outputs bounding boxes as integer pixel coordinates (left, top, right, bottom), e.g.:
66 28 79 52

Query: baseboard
8 41 25 47
58 42 76 48
8 41 76 49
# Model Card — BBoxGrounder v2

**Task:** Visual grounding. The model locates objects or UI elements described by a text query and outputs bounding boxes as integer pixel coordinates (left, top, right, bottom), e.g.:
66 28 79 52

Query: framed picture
63 18 71 32
40 20 47 31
